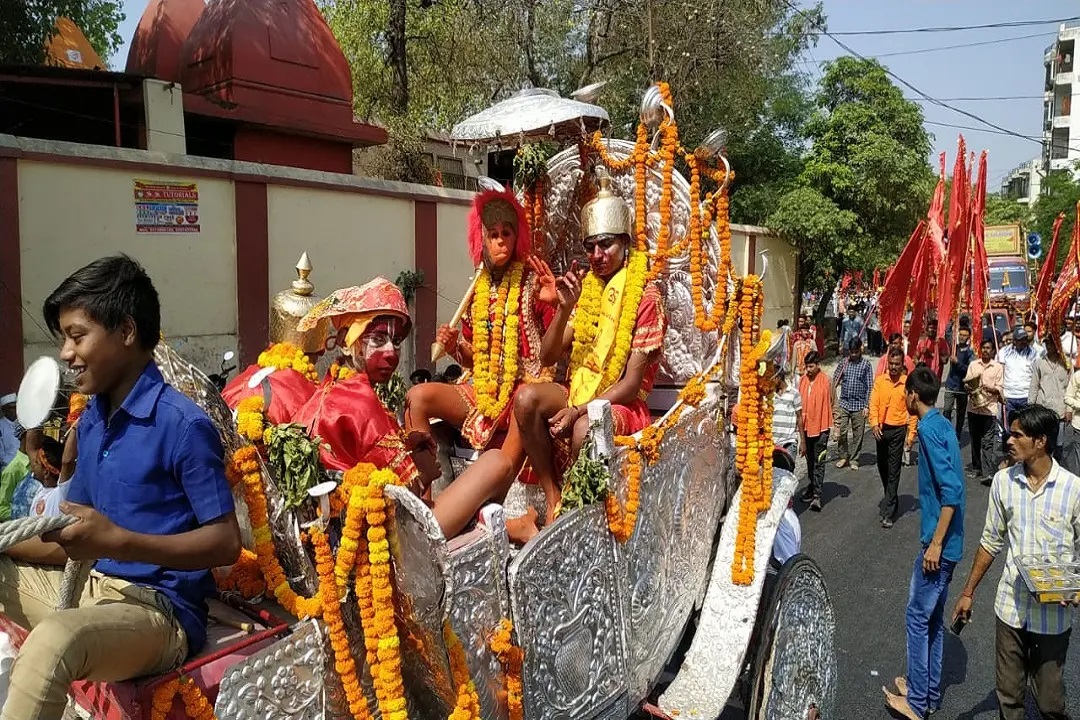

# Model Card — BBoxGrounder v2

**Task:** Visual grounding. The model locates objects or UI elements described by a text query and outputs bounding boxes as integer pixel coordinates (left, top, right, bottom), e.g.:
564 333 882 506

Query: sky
109 0 1075 190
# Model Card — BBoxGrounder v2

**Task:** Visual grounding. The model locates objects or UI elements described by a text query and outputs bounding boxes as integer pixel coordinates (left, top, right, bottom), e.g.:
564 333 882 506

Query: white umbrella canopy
451 88 610 144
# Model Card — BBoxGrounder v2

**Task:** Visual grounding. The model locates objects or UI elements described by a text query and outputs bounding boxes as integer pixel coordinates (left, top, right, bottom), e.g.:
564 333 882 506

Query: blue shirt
10 473 42 520
916 408 966 562
944 343 974 391
835 357 874 412
67 362 234 654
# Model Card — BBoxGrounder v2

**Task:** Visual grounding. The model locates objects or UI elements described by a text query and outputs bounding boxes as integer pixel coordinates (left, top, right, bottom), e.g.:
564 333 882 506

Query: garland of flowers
213 547 266 599
330 362 358 382
687 154 735 333
335 485 365 589
444 622 482 720
231 445 322 618
258 342 319 383
470 262 524 419
731 276 774 586
150 676 216 720
604 445 642 543
567 251 649 397
236 395 265 443
314 525 370 720
490 619 524 720
646 82 677 282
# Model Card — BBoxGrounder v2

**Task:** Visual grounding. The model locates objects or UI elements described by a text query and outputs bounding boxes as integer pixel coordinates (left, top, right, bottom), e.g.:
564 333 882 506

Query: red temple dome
125 0 205 82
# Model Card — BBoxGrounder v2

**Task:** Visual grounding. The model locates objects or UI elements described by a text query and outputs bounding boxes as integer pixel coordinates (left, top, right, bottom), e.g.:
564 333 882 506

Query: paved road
795 418 1080 719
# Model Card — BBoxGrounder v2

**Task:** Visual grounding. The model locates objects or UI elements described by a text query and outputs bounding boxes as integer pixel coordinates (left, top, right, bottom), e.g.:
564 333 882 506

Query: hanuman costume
455 187 554 448
567 172 665 437
291 278 419 484
221 253 330 424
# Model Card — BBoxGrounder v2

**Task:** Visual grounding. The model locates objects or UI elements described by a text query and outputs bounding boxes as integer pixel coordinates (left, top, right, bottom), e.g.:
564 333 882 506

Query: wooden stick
431 267 483 363
209 613 255 633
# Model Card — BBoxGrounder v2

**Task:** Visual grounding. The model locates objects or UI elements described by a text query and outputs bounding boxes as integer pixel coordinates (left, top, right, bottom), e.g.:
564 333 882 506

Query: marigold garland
471 262 524 419
213 547 266 599
731 276 774 586
66 392 88 427
330 362 358 382
314 526 370 720
231 444 322 619
444 622 482 720
150 676 216 720
236 395 265 443
150 678 180 720
605 446 642 542
258 342 319 383
490 619 524 720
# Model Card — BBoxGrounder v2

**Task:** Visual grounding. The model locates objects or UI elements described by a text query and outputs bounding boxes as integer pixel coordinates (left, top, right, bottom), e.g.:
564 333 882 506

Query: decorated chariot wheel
746 554 837 720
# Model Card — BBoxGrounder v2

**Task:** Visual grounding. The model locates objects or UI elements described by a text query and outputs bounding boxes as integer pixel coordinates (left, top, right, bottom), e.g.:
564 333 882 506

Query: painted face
358 317 403 384
484 221 516 269
582 233 628 280
58 307 135 396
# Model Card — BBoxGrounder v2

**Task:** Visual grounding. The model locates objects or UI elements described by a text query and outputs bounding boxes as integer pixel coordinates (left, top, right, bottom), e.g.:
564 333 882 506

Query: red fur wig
467 187 531 266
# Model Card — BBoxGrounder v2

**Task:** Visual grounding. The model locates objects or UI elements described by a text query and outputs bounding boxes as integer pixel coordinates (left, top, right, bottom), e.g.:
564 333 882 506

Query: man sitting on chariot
403 185 557 532
291 278 438 486
221 253 329 424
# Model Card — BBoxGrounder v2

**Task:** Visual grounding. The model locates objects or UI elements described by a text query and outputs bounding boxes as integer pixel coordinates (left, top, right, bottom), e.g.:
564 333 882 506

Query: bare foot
506 508 541 545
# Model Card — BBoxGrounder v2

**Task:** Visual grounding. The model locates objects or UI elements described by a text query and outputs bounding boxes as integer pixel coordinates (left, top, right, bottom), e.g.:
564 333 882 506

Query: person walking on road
997 326 1038 417
942 326 974 438
965 339 1005 486
1031 336 1071 467
915 320 950 379
799 351 833 512
832 338 874 471
840 306 863 354
883 366 965 720
869 348 917 529
951 405 1080 720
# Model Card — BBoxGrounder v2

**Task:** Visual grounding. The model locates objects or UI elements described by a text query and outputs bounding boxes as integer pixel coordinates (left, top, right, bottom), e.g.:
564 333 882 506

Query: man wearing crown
221 253 331 424
292 278 437 485
404 184 556 533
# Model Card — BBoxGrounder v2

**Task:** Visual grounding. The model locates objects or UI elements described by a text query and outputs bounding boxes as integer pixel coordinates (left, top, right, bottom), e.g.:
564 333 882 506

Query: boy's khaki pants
0 557 186 720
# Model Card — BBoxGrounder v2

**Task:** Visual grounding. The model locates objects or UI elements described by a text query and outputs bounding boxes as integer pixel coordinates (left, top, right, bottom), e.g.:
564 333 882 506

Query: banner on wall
134 180 200 233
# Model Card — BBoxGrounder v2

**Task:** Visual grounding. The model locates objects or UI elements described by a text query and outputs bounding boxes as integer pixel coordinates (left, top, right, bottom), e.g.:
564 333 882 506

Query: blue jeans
905 548 956 717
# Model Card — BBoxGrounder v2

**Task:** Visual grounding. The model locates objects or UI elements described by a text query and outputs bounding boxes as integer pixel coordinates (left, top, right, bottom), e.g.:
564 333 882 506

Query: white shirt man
1061 329 1079 367
996 332 1039 407
0 394 18 468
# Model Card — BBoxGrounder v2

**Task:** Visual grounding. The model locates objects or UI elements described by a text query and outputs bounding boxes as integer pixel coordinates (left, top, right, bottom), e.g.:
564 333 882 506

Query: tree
1031 167 1080 269
0 0 124 66
984 194 1030 227
768 56 934 319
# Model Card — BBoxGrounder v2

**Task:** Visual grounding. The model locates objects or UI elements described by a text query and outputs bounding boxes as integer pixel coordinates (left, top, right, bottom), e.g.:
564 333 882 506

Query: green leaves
264 424 327 512
1031 167 1080 269
374 373 407 415
558 436 610 518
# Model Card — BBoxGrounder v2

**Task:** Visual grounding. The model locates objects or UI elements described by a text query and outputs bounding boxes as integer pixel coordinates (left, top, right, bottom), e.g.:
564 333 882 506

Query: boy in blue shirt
0 255 241 720
883 366 966 719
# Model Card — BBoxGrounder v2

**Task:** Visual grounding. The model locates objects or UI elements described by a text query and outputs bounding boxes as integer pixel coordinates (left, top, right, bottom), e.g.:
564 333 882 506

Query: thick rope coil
0 516 85 611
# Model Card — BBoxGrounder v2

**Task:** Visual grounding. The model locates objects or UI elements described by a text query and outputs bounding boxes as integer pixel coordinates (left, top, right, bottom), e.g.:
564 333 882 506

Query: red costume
221 365 316 425
609 282 666 435
292 278 419 484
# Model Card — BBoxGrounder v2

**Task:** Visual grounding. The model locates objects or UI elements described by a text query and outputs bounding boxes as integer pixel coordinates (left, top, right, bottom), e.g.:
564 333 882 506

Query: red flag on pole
936 138 972 338
880 221 926 338
1048 203 1080 337
1034 212 1066 321
969 152 990 330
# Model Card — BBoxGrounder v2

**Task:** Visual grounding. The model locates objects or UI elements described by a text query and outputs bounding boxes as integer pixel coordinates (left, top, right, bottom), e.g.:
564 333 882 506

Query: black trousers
805 430 829 498
877 424 906 521
967 412 994 476
942 390 968 438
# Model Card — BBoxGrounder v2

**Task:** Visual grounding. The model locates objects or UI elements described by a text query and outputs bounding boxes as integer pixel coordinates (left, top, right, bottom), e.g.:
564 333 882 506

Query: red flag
1048 203 1080 337
969 152 990 328
1034 212 1066 321
880 221 926 338
936 138 972 338
840 272 852 291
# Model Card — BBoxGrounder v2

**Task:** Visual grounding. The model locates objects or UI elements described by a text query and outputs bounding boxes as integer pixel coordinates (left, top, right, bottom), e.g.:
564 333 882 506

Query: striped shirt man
981 461 1080 634
773 384 802 448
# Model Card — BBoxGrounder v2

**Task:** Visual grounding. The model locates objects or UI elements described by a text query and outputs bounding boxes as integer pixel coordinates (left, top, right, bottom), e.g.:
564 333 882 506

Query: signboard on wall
134 180 200 233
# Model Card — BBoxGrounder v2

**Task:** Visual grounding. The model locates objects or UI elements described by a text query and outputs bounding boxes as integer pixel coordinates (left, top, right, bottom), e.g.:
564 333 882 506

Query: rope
0 516 85 611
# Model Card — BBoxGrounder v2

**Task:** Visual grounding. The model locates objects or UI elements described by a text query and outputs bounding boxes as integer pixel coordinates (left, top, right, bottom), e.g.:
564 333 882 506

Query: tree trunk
524 1 543 88
388 0 409 114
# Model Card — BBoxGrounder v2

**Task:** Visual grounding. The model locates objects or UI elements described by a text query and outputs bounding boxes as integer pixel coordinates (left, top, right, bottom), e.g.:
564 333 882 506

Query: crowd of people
777 303 1080 720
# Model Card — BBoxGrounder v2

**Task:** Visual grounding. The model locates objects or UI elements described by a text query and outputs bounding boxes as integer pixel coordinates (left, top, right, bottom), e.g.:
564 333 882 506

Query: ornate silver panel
755 558 838 720
154 341 316 595
615 396 727 701
446 509 512 720
658 469 799 718
214 620 325 720
541 140 723 384
508 504 629 720
384 485 458 717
